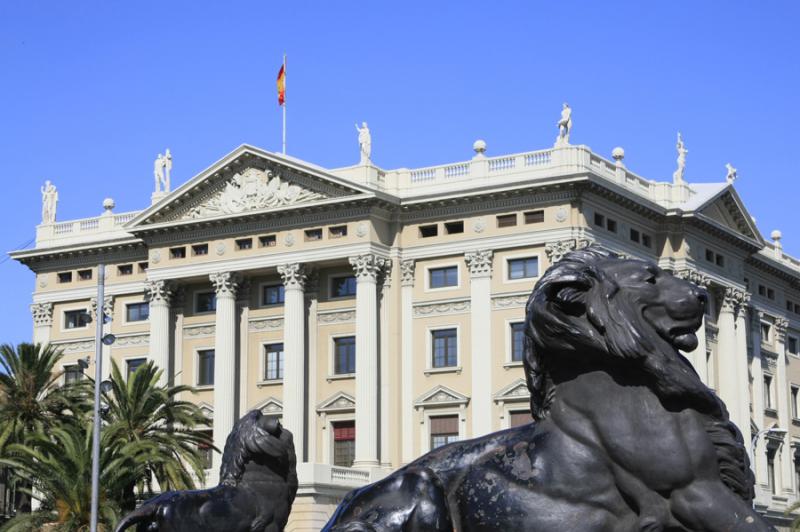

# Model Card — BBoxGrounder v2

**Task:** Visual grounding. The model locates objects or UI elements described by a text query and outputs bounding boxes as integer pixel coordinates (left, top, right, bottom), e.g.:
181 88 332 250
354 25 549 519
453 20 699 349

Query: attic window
192 244 208 256
138 262 149 273
78 269 93 281
444 221 464 234
57 272 73 283
329 225 348 238
170 247 186 259
496 214 517 228
419 224 438 238
304 229 322 242
117 264 133 276
259 235 276 247
236 238 253 250
524 210 544 224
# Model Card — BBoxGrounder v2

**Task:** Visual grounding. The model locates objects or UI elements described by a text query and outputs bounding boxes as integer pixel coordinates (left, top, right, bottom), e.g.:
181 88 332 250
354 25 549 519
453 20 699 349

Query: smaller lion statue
324 246 774 532
115 410 297 532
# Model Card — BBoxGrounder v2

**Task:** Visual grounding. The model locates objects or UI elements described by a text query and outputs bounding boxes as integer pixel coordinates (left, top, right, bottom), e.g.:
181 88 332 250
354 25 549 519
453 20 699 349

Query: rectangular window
430 415 459 449
57 272 73 283
263 284 285 305
715 254 724 267
332 421 356 467
630 228 640 243
138 262 149 273
767 288 775 300
508 257 539 280
304 229 323 241
259 235 277 247
419 224 438 238
198 429 213 470
170 247 186 259
789 301 795 312
236 238 253 250
593 213 605 227
764 375 773 409
64 309 90 329
117 264 133 276
126 302 149 322
509 410 532 428
64 364 83 385
334 336 356 375
510 322 526 362
77 269 92 281
197 349 215 386
191 244 208 256
331 276 357 298
524 210 544 224
126 358 147 379
329 225 348 238
429 266 458 289
706 249 715 263
496 214 517 228
792 386 799 419
606 218 617 233
431 329 458 368
758 285 766 296
196 292 216 313
768 450 776 494
264 343 284 381
444 221 464 234
642 234 652 248
789 337 799 356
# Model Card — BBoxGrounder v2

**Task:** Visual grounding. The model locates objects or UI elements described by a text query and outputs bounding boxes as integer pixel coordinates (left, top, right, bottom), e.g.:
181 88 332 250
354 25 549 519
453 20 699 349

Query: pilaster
305 270 319 464
91 294 114 380
464 250 493 437
717 287 746 439
400 259 416 465
733 290 752 457
750 309 768 489
379 260 392 468
30 302 53 346
775 317 793 495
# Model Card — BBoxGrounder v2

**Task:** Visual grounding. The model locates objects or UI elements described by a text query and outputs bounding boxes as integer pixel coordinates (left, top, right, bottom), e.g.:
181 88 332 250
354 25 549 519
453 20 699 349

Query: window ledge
792 417 800 426
257 379 283 387
764 408 778 417
327 373 355 382
194 385 214 391
503 361 524 369
424 366 462 376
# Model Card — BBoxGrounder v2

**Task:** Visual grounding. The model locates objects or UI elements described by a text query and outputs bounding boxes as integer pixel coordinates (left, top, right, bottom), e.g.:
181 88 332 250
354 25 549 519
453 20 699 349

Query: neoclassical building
11 119 800 528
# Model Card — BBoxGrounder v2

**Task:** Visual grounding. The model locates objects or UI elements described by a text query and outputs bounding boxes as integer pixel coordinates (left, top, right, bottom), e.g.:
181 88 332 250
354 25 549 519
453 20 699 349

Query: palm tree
0 420 147 531
102 359 213 512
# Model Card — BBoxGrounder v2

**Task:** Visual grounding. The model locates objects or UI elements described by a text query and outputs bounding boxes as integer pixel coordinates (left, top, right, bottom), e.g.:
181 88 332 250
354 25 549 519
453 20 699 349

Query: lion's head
219 410 297 487
523 245 716 421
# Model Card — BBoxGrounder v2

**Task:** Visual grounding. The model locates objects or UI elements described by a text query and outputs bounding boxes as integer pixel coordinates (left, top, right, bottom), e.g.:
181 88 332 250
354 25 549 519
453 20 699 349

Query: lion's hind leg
324 466 452 532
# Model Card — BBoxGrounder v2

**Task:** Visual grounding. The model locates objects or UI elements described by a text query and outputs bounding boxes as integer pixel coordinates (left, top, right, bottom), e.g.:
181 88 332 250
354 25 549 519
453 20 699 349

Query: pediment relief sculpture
184 167 327 220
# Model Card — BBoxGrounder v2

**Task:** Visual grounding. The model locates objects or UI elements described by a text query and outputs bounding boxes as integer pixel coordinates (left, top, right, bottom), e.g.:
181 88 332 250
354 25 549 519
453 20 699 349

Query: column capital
721 286 749 314
90 295 114 322
209 272 241 297
380 259 393 289
145 279 174 305
775 317 789 342
349 253 387 282
400 259 416 287
750 307 765 329
544 239 577 264
30 302 53 327
464 250 493 278
674 268 711 288
278 263 307 290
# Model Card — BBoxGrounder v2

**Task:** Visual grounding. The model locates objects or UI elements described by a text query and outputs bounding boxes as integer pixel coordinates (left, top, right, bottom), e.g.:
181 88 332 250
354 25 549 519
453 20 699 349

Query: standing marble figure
40 180 58 224
556 102 572 145
355 121 371 163
673 132 688 184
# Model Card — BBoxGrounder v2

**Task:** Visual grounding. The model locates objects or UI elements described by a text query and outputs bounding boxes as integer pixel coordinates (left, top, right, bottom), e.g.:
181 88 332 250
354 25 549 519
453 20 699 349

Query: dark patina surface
325 246 773 532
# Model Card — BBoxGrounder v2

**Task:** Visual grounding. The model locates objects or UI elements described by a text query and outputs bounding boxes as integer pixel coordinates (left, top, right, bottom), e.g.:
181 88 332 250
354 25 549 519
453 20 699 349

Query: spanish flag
276 63 286 106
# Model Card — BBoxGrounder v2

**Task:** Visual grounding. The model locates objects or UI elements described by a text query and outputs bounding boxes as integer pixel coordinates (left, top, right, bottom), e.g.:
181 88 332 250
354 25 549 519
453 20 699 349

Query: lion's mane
219 410 295 487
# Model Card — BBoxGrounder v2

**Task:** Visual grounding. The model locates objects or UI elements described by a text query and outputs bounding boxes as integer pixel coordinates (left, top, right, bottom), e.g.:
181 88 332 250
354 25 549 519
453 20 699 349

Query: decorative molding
775 317 790 342
151 249 161 264
113 334 150 347
492 293 530 310
215 242 226 256
316 392 356 414
209 271 241 297
380 259 393 288
349 253 387 282
31 302 53 327
50 339 95 354
145 279 173 305
555 207 568 223
356 222 369 238
318 309 356 325
544 239 577 263
464 249 493 278
493 379 531 403
184 324 216 338
90 295 114 322
473 218 486 233
721 287 749 313
413 298 471 318
762 350 778 371
284 233 295 247
400 259 416 287
249 317 284 332
278 263 307 290
413 385 470 408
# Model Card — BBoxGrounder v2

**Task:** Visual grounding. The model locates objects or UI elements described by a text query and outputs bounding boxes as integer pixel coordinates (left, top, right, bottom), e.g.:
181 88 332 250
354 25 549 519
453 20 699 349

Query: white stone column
278 263 307 462
465 250 493 437
31 303 53 346
733 292 752 457
209 272 240 474
145 281 173 385
237 281 251 418
676 270 710 384
775 317 793 495
350 253 386 469
750 309 768 488
379 261 392 468
400 259 416 465
717 288 745 436
91 295 114 380
305 274 319 464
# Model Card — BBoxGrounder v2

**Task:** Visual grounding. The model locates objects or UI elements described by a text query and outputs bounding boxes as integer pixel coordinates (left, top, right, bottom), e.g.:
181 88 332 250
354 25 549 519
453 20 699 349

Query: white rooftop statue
154 149 172 194
672 132 688 185
40 180 58 224
355 122 371 164
725 162 738 184
555 103 572 146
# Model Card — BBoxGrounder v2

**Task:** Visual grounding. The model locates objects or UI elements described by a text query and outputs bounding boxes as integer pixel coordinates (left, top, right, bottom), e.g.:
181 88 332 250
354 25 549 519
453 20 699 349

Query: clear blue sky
1 2 798 345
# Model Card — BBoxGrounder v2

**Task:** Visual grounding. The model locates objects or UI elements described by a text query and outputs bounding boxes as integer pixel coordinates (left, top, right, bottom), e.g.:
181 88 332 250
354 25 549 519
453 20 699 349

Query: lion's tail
114 501 158 532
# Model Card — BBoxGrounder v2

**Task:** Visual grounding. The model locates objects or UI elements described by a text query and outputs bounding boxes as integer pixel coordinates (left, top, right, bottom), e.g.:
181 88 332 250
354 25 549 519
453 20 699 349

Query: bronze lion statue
115 410 298 532
324 246 773 531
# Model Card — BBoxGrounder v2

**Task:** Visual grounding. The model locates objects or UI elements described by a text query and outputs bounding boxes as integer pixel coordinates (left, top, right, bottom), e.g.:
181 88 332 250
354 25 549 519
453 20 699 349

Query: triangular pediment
316 392 356 413
128 145 375 229
695 188 762 244
252 397 283 416
414 385 469 408
493 379 531 403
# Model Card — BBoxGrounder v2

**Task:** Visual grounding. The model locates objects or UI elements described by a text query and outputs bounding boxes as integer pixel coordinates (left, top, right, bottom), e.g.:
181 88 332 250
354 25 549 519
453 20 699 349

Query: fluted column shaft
146 281 172 385
400 260 415 465
210 272 239 474
734 304 752 457
465 250 493 437
717 290 744 434
775 318 793 494
351 254 385 468
279 264 307 462
749 309 768 488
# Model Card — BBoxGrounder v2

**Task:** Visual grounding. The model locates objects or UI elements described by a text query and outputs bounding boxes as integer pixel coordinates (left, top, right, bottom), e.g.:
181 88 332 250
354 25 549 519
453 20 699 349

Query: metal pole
282 53 286 155
90 263 104 532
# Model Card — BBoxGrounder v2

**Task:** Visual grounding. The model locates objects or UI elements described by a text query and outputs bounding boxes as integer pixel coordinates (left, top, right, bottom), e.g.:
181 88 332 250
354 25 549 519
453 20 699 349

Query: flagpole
282 53 286 155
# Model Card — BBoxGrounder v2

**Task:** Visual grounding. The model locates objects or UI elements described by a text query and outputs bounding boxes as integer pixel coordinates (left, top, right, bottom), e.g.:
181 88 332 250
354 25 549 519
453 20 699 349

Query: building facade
12 126 800 528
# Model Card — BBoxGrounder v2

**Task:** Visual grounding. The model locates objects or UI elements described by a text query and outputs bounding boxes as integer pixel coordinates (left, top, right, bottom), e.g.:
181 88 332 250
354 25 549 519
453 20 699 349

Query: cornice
33 281 147 304
12 240 147 271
